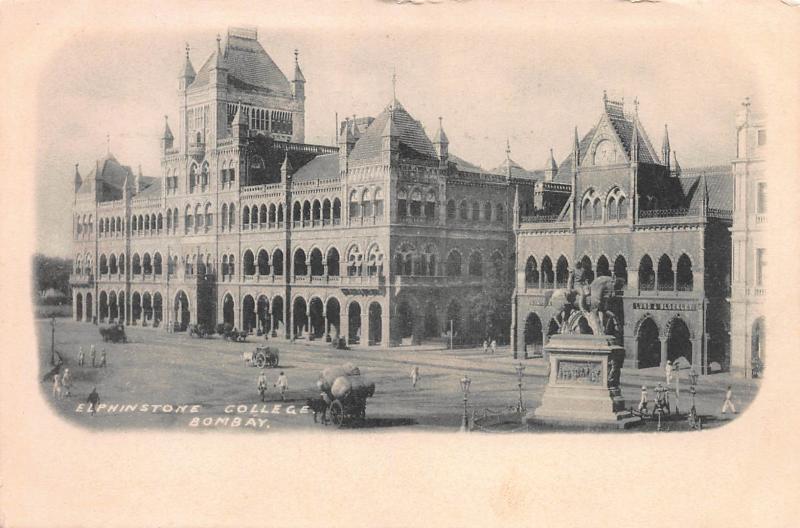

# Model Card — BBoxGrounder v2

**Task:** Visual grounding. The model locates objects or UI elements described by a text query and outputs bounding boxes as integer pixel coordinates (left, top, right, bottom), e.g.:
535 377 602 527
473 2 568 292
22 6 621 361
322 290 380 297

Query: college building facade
68 27 760 375
70 26 515 347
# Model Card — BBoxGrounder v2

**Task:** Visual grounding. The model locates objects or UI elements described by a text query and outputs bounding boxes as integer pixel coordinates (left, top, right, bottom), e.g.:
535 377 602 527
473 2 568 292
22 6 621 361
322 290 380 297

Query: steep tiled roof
348 102 438 162
490 157 540 180
192 35 291 96
290 153 340 182
449 153 488 174
136 177 162 198
679 165 732 211
607 114 659 164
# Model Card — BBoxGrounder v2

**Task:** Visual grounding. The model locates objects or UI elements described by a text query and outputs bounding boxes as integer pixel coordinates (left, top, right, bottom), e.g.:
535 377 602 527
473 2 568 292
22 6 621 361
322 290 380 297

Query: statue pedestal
526 334 641 430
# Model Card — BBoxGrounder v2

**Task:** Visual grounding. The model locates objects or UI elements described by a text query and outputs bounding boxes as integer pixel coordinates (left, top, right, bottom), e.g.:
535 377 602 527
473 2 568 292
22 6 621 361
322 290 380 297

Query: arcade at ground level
40 319 760 431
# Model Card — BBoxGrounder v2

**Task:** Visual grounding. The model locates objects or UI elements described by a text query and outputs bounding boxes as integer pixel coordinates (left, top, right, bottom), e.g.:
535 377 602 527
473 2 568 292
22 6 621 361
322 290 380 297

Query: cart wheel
255 353 267 368
268 355 278 368
329 400 344 427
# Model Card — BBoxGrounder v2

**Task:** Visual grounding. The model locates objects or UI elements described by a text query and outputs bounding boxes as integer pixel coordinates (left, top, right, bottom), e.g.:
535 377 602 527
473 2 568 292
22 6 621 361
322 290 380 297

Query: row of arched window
349 188 384 220
393 244 506 279
165 161 237 194
445 199 506 224
240 244 385 279
74 253 93 276
74 214 94 239
581 187 628 224
523 253 694 291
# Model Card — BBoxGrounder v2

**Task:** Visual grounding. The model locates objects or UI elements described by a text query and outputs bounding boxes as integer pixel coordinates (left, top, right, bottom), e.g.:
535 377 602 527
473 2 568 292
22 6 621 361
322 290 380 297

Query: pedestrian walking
637 385 648 413
665 360 673 385
61 368 72 397
257 372 268 402
87 387 99 415
99 350 107 368
482 340 488 355
410 366 420 390
274 371 289 401
721 385 737 414
490 339 497 355
674 366 681 399
78 347 85 367
52 373 63 400
90 345 96 368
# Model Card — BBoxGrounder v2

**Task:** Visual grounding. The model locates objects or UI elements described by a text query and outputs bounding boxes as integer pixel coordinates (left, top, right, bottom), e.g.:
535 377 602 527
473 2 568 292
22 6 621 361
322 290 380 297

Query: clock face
593 139 616 165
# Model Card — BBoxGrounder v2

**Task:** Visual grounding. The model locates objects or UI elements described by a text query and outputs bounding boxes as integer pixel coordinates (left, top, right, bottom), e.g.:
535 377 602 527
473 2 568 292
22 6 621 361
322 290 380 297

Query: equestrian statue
548 261 622 338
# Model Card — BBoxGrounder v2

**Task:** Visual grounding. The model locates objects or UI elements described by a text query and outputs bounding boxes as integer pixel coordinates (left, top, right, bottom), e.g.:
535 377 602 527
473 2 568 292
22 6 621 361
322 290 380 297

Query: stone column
659 336 668 368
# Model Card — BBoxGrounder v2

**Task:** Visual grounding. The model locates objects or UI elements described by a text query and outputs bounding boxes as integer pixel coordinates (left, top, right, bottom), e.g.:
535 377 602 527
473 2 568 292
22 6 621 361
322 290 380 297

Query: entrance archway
309 298 324 339
85 293 93 322
75 293 83 321
293 297 308 338
99 291 108 323
369 302 382 345
153 293 163 327
109 291 118 322
423 301 439 339
445 300 461 342
131 292 141 325
524 312 543 356
396 300 414 343
348 302 361 344
257 296 270 334
326 298 341 339
174 291 190 331
222 294 235 327
637 318 661 368
271 296 284 335
142 292 153 326
242 295 256 333
667 318 692 364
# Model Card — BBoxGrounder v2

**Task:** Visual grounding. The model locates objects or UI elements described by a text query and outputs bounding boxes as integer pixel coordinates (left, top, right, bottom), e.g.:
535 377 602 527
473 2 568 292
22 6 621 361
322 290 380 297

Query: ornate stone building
70 27 515 347
511 94 733 373
729 99 766 378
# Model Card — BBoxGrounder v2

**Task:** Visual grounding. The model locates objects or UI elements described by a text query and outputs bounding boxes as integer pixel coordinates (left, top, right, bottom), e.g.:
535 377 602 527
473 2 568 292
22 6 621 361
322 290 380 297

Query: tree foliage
33 254 72 298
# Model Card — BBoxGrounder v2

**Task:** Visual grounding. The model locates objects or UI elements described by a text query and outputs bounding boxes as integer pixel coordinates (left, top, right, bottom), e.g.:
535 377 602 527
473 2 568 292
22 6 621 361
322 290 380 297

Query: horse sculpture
548 275 621 336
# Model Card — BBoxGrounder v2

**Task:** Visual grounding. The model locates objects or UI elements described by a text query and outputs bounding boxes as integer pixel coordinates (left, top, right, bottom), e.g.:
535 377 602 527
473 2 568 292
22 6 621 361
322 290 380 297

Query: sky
35 19 759 257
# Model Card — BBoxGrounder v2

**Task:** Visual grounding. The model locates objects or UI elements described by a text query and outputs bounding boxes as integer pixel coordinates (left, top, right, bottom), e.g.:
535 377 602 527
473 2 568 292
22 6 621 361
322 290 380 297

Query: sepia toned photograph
3 1 798 526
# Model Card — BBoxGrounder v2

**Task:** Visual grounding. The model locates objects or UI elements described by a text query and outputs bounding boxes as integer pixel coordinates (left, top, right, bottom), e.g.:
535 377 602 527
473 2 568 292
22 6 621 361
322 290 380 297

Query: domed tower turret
178 43 195 91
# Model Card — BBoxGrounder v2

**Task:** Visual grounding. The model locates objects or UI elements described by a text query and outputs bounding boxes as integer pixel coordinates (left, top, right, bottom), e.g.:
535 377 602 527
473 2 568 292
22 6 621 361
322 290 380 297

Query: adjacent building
729 99 766 378
511 94 733 374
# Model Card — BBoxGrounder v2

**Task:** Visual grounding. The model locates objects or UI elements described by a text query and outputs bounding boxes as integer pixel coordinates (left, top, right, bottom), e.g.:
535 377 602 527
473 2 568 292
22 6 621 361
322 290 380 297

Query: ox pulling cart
318 364 375 427
244 345 280 368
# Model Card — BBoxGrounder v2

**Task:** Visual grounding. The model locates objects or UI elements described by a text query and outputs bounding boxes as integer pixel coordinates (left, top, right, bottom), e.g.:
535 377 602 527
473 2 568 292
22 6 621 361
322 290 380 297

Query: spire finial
216 34 221 51
633 96 639 116
185 42 190 59
106 134 110 155
392 68 397 104
506 138 511 159
603 90 608 103
294 48 299 64
743 96 751 109
438 116 443 128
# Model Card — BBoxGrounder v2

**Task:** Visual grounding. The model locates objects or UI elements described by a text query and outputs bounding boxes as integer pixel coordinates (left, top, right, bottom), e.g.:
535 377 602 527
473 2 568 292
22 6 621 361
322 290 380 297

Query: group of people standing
257 371 289 402
636 359 738 416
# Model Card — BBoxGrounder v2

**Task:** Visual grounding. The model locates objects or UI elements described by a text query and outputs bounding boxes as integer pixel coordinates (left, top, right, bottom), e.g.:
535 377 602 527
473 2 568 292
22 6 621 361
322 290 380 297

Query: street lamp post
515 362 526 413
50 317 56 366
459 374 471 432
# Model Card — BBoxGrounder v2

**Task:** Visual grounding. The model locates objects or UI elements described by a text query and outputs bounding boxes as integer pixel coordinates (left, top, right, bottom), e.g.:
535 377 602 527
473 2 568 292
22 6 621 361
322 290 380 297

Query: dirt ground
37 319 761 433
